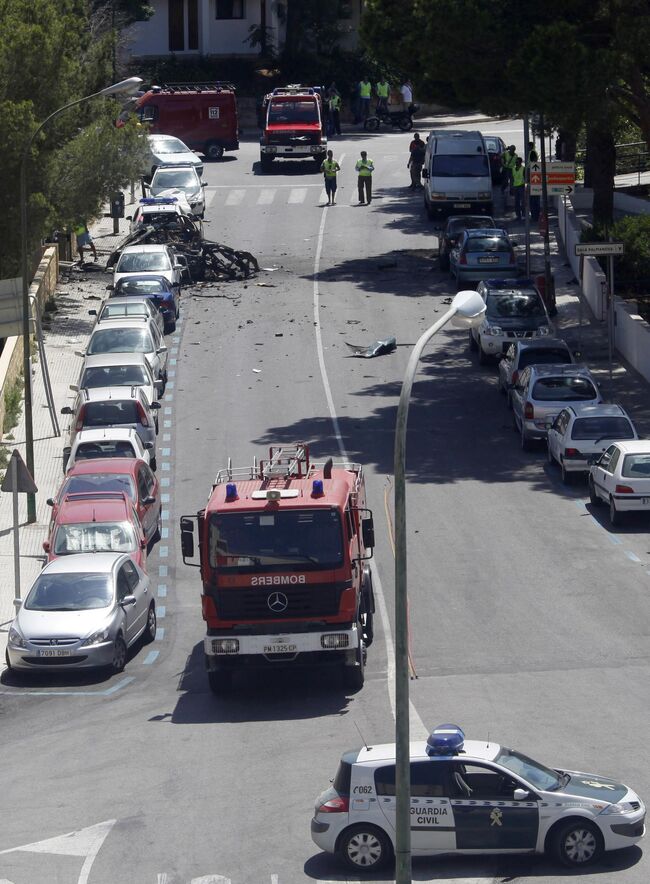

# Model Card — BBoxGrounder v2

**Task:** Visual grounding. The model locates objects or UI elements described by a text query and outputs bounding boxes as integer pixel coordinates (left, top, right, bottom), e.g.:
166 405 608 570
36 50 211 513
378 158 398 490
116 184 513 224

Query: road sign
529 161 576 196
1 449 37 493
575 242 625 257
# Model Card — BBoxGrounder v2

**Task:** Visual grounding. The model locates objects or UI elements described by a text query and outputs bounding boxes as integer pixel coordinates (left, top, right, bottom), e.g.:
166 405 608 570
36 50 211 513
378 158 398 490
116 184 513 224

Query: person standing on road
356 151 374 204
512 156 525 221
359 77 372 121
400 80 414 113
321 150 341 206
501 145 517 202
328 87 342 136
375 78 390 113
407 132 425 189
74 221 98 263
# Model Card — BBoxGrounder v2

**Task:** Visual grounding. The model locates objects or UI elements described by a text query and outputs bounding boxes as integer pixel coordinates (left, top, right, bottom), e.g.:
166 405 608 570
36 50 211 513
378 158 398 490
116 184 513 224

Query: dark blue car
111 275 180 332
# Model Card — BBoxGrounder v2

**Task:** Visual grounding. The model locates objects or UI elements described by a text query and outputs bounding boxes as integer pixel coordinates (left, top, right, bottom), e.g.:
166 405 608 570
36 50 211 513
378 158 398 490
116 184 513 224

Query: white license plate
453 202 471 208
264 643 298 654
39 648 72 657
478 257 499 263
641 498 650 505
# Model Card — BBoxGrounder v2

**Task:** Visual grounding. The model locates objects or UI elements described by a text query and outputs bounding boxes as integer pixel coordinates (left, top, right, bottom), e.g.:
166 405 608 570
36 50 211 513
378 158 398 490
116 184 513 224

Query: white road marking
225 189 246 207
257 188 276 205
0 819 116 884
190 877 232 883
204 183 322 189
203 189 218 208
312 204 428 741
288 187 308 204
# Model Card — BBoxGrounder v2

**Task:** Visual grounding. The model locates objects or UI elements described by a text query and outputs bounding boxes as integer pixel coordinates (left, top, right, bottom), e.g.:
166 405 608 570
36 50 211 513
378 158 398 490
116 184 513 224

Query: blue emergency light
140 197 178 205
426 724 465 757
312 479 324 497
225 483 238 501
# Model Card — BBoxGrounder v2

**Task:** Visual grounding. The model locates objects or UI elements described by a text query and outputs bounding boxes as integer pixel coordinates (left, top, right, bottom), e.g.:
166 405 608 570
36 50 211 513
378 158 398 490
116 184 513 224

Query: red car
47 457 161 545
43 491 149 570
484 135 507 182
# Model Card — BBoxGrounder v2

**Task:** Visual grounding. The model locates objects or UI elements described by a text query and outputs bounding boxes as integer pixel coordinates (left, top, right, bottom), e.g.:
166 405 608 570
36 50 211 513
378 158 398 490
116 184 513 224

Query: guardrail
575 141 650 187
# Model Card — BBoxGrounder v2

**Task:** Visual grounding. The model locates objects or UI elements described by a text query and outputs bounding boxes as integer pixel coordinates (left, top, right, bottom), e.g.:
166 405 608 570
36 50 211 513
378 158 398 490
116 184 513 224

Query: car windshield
81 365 150 388
53 522 136 555
116 279 168 296
519 348 571 369
24 573 113 611
487 293 545 317
622 453 650 478
431 154 490 177
572 417 635 441
208 509 343 570
116 252 171 273
62 474 135 500
466 237 510 253
449 218 494 235
268 99 319 124
533 376 598 401
87 328 153 355
100 303 149 319
152 170 198 189
495 747 562 791
151 137 189 153
81 401 140 427
75 441 137 460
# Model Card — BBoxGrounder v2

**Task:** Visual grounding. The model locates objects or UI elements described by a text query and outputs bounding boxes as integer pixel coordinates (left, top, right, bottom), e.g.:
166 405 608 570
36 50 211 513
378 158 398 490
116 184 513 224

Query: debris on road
345 336 397 358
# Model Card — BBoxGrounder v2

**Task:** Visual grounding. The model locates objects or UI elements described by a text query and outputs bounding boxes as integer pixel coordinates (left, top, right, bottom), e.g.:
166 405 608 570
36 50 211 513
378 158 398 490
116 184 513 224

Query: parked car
483 134 507 182
498 337 574 404
147 164 206 218
61 386 160 469
589 440 650 525
83 317 168 386
129 196 201 237
5 553 156 674
547 404 638 484
43 491 149 569
73 353 161 409
438 214 496 271
511 364 602 450
471 279 553 365
48 457 161 543
110 275 180 333
66 428 153 473
450 229 518 287
113 244 188 291
144 133 203 178
90 296 165 337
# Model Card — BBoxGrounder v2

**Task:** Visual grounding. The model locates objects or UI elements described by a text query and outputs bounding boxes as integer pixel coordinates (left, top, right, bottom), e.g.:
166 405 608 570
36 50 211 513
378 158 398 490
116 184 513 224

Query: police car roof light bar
426 724 465 757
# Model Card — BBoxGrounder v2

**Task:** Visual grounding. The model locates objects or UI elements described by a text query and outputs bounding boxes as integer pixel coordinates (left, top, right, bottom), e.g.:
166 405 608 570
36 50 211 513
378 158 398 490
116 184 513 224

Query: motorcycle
363 104 419 132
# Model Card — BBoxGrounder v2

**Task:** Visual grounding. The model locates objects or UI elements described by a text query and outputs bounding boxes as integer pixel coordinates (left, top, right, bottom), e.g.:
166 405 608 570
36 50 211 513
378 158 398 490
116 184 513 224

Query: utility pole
539 113 553 309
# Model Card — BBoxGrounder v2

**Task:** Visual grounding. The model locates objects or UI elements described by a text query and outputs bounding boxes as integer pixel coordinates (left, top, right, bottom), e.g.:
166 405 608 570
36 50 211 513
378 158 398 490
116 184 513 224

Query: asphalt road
0 117 647 884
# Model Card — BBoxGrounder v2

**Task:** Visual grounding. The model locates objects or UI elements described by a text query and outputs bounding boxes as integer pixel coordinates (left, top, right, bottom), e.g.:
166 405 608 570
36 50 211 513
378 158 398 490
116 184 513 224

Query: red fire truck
259 85 327 171
180 444 375 693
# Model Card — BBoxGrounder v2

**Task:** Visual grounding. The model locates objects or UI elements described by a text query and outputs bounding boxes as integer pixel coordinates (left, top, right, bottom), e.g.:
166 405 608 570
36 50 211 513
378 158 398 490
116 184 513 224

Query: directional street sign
529 161 576 196
575 242 625 257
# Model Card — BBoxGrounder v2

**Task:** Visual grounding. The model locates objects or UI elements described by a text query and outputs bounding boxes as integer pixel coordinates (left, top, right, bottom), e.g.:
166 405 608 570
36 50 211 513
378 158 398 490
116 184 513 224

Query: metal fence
575 141 650 186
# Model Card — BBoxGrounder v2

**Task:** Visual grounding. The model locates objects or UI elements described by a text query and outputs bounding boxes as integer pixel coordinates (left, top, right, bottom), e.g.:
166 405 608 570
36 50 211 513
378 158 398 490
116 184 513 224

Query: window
116 567 131 600
622 453 650 477
572 417 634 441
82 401 139 428
216 0 245 19
519 348 571 369
486 292 545 317
532 376 598 402
123 559 140 591
451 763 518 800
375 762 449 797
431 154 490 177
137 468 150 501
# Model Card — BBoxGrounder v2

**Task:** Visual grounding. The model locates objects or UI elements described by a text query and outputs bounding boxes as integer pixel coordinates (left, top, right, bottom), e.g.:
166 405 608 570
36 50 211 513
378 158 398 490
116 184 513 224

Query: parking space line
161 527 169 539
162 448 171 456
157 585 167 597
155 628 165 641
161 493 170 503
157 606 166 618
161 510 169 520
158 565 168 577
142 650 159 665
625 550 641 562
162 462 170 471
159 546 168 557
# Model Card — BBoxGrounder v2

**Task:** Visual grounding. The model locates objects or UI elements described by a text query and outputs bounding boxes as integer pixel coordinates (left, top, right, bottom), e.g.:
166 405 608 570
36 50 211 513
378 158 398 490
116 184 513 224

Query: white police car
311 724 645 872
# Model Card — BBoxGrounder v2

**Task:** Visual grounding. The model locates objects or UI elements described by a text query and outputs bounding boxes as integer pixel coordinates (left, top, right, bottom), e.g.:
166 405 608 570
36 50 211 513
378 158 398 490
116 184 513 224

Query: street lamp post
393 290 487 883
20 77 142 522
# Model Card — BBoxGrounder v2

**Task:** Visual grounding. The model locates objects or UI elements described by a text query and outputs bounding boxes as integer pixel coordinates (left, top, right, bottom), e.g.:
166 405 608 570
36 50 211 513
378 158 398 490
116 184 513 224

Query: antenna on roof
323 457 333 479
354 721 370 751
486 731 490 748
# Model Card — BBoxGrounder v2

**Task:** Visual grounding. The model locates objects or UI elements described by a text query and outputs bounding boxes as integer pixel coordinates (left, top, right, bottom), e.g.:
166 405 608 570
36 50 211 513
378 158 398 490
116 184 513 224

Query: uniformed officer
359 77 372 121
355 151 374 204
328 90 342 136
320 150 341 205
501 145 517 193
511 156 525 221
375 78 390 113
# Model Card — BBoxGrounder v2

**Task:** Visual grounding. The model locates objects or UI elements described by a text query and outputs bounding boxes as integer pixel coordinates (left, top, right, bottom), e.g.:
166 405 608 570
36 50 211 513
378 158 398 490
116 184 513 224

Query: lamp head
100 77 143 97
450 289 487 329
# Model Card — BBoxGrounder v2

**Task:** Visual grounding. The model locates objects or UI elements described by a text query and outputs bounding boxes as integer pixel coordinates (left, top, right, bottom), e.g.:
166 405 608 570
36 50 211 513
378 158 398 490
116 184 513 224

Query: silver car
148 164 206 218
82 317 168 386
145 134 203 178
91 296 165 336
72 352 162 408
511 364 602 450
113 244 187 291
6 553 156 674
66 428 153 472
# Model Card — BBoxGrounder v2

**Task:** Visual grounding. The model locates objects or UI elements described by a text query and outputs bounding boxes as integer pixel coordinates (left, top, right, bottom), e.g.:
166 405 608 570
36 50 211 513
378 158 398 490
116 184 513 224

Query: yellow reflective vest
376 81 389 98
512 165 525 187
359 81 372 98
321 160 340 177
355 158 374 176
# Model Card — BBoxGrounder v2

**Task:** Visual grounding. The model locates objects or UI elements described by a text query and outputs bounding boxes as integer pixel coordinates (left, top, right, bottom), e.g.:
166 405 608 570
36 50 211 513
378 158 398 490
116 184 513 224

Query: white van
423 130 493 218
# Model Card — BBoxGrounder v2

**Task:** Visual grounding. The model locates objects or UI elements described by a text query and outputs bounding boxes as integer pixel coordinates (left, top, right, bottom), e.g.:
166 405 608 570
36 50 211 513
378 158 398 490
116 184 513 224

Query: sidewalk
0 205 133 662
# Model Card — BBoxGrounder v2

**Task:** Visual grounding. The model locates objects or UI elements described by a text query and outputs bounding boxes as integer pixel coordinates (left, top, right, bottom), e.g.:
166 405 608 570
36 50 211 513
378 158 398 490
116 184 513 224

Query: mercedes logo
267 591 289 613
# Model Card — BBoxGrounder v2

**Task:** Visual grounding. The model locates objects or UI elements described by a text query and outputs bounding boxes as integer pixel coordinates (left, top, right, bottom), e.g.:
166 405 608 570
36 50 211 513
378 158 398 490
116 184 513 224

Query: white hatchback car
83 317 168 387
113 244 187 291
311 724 645 873
547 404 638 484
589 440 650 525
148 165 206 218
66 428 153 473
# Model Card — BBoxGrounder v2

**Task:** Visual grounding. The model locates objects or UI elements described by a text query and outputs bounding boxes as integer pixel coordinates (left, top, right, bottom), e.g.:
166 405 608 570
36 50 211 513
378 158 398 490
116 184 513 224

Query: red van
130 83 239 161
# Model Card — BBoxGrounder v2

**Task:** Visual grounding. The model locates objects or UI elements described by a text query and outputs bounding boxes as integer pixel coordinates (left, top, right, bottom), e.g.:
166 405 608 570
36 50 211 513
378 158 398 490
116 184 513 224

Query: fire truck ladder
260 444 310 482
159 81 236 93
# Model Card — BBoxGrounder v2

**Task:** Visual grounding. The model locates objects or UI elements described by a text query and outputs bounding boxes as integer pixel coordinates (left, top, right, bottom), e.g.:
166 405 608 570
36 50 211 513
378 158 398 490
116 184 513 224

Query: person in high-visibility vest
501 144 517 192
320 150 341 206
359 78 372 121
375 79 390 113
328 90 342 136
74 221 97 262
355 150 374 204
511 156 525 221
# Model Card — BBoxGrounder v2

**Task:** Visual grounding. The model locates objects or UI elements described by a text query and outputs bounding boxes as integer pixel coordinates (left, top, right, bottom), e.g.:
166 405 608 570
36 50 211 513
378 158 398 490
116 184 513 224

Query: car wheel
588 477 601 507
364 117 380 132
205 140 224 161
478 340 489 365
338 824 392 872
5 650 12 671
143 603 157 645
561 462 572 485
551 820 603 867
152 510 162 544
609 496 621 526
62 447 71 473
154 416 159 434
343 637 366 692
111 634 127 674
150 456 157 472
398 116 413 132
520 425 532 451
468 329 478 352
208 668 233 694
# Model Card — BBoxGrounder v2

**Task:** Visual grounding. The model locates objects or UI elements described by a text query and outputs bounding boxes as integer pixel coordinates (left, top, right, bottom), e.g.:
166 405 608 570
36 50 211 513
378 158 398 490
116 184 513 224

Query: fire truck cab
180 444 375 694
259 85 327 172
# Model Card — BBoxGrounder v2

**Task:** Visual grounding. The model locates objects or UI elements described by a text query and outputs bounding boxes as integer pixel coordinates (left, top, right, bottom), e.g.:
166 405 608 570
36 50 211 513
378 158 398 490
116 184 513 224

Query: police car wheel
552 819 602 867
338 824 392 871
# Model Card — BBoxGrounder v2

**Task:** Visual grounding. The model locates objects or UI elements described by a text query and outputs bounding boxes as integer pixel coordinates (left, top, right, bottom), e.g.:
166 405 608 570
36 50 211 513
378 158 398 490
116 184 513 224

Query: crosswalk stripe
203 189 217 208
257 188 275 205
288 187 308 204
225 189 245 206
